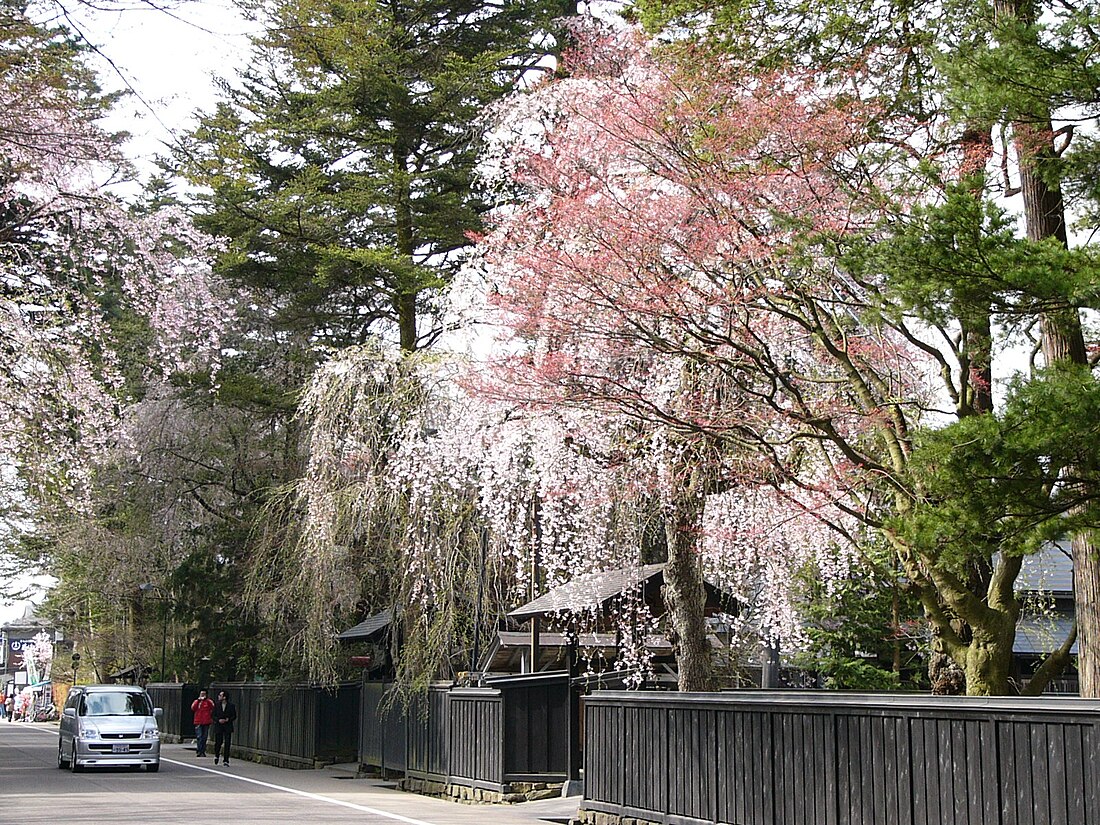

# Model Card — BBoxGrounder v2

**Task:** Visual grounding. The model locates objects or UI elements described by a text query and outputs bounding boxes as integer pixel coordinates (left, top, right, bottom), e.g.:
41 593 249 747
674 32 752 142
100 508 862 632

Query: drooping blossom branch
1 5 234 511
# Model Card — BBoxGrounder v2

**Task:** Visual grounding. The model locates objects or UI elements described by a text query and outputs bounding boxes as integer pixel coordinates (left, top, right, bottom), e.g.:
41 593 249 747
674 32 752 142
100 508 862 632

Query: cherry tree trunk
663 503 715 692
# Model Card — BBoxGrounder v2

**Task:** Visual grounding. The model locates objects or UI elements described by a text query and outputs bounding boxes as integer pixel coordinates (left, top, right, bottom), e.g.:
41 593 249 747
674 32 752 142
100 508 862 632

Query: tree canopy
11 0 1100 698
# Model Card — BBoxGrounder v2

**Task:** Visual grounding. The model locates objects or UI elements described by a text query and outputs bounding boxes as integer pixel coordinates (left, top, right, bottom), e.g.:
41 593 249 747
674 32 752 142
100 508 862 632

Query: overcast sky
61 0 256 174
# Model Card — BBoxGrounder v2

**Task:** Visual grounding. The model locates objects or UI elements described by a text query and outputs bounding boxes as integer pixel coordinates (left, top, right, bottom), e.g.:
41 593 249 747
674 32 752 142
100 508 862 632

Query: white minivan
57 684 162 772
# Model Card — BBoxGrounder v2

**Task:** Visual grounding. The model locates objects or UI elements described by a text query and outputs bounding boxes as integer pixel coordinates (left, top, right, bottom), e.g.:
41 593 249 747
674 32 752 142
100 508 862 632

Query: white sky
56 0 257 175
0 579 55 628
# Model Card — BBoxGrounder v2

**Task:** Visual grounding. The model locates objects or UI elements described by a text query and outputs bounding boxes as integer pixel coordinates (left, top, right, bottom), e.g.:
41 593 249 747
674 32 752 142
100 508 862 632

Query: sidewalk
161 741 582 825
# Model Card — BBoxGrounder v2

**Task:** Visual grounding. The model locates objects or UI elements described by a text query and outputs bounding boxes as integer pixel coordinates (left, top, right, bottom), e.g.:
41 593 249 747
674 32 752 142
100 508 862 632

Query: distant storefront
1 605 54 683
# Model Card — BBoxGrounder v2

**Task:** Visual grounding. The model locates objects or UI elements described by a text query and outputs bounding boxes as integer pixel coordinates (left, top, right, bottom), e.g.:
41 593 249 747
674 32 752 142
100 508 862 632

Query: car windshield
80 693 151 717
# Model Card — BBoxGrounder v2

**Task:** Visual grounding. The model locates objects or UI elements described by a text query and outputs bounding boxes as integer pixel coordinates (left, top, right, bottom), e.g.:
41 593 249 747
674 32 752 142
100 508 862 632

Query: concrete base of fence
561 779 582 797
157 737 322 770
398 778 565 805
160 736 355 773
229 749 337 770
358 765 405 780
577 809 657 825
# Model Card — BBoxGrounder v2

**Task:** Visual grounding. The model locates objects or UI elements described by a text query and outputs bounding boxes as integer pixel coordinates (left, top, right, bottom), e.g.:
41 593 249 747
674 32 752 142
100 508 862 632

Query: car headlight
80 725 100 740
143 725 160 739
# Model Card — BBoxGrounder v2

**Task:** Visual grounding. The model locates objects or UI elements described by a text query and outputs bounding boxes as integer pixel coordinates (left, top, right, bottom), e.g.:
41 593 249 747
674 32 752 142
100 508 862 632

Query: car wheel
57 741 69 769
69 749 82 773
146 762 160 773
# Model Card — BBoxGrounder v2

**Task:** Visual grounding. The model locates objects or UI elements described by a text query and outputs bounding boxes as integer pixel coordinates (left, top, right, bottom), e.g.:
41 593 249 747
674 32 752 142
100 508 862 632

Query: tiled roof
1014 614 1077 655
1016 541 1074 594
336 609 393 641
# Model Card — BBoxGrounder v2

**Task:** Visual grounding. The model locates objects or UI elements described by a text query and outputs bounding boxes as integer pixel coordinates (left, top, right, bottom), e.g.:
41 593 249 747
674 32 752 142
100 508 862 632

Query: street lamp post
159 607 167 680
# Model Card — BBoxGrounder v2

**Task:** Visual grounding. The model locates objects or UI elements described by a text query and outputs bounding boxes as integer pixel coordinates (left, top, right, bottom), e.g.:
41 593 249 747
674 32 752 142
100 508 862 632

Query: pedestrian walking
191 689 215 757
211 690 237 766
0 693 7 720
5 694 14 722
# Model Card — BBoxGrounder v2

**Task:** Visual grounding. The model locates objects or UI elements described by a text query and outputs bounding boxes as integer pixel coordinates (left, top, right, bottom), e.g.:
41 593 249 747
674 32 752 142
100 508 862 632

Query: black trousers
213 727 232 761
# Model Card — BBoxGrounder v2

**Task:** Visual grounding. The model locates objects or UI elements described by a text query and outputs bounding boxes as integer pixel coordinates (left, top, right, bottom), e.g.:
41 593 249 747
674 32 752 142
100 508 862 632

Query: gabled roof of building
336 609 394 641
480 628 727 673
508 562 736 622
495 629 675 651
107 664 146 679
509 564 668 620
494 629 726 651
0 603 52 633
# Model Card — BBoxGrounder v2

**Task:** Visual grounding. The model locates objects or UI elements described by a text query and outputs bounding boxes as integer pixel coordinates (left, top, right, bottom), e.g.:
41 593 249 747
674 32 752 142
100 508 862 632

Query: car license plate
112 743 130 753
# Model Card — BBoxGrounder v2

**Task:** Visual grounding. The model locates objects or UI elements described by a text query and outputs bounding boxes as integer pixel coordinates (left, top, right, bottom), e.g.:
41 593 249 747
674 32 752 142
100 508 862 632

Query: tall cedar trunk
989 0 1099 696
663 495 715 692
393 137 418 352
1072 531 1100 695
390 7 417 356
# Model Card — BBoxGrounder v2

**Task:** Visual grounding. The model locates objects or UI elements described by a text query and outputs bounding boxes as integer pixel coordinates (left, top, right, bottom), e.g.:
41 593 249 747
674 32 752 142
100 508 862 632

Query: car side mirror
154 707 163 719
63 708 76 718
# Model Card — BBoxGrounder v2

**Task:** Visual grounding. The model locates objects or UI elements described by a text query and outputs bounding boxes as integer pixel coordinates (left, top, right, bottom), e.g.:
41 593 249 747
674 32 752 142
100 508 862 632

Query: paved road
0 722 580 825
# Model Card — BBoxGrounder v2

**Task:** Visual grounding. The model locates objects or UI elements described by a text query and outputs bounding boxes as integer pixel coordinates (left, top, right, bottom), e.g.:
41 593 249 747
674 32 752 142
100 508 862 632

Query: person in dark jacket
191 689 215 757
211 690 237 766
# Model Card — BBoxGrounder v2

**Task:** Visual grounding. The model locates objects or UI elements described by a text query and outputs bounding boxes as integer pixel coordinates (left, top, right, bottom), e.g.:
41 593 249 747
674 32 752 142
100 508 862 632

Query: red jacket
191 696 215 726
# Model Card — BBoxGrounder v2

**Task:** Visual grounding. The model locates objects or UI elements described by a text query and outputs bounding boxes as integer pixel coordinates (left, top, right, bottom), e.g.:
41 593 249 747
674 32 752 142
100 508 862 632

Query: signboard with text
4 637 35 672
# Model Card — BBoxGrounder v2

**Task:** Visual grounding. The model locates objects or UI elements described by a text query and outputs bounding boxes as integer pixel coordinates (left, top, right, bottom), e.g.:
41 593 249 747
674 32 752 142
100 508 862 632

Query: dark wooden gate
357 673 572 789
146 682 199 739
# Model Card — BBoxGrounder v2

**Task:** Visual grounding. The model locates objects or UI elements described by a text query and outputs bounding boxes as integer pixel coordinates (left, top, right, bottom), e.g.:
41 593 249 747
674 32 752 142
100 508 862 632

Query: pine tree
178 0 576 353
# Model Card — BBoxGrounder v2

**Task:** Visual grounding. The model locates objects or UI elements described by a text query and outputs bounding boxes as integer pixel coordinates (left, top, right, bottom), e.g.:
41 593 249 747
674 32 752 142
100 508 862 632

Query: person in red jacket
191 689 215 757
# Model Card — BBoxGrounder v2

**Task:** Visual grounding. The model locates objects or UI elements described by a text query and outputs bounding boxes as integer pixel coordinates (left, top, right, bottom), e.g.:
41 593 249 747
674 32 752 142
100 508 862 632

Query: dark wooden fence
359 672 571 790
146 683 199 739
583 691 1100 825
215 682 360 767
149 682 359 767
501 672 572 780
